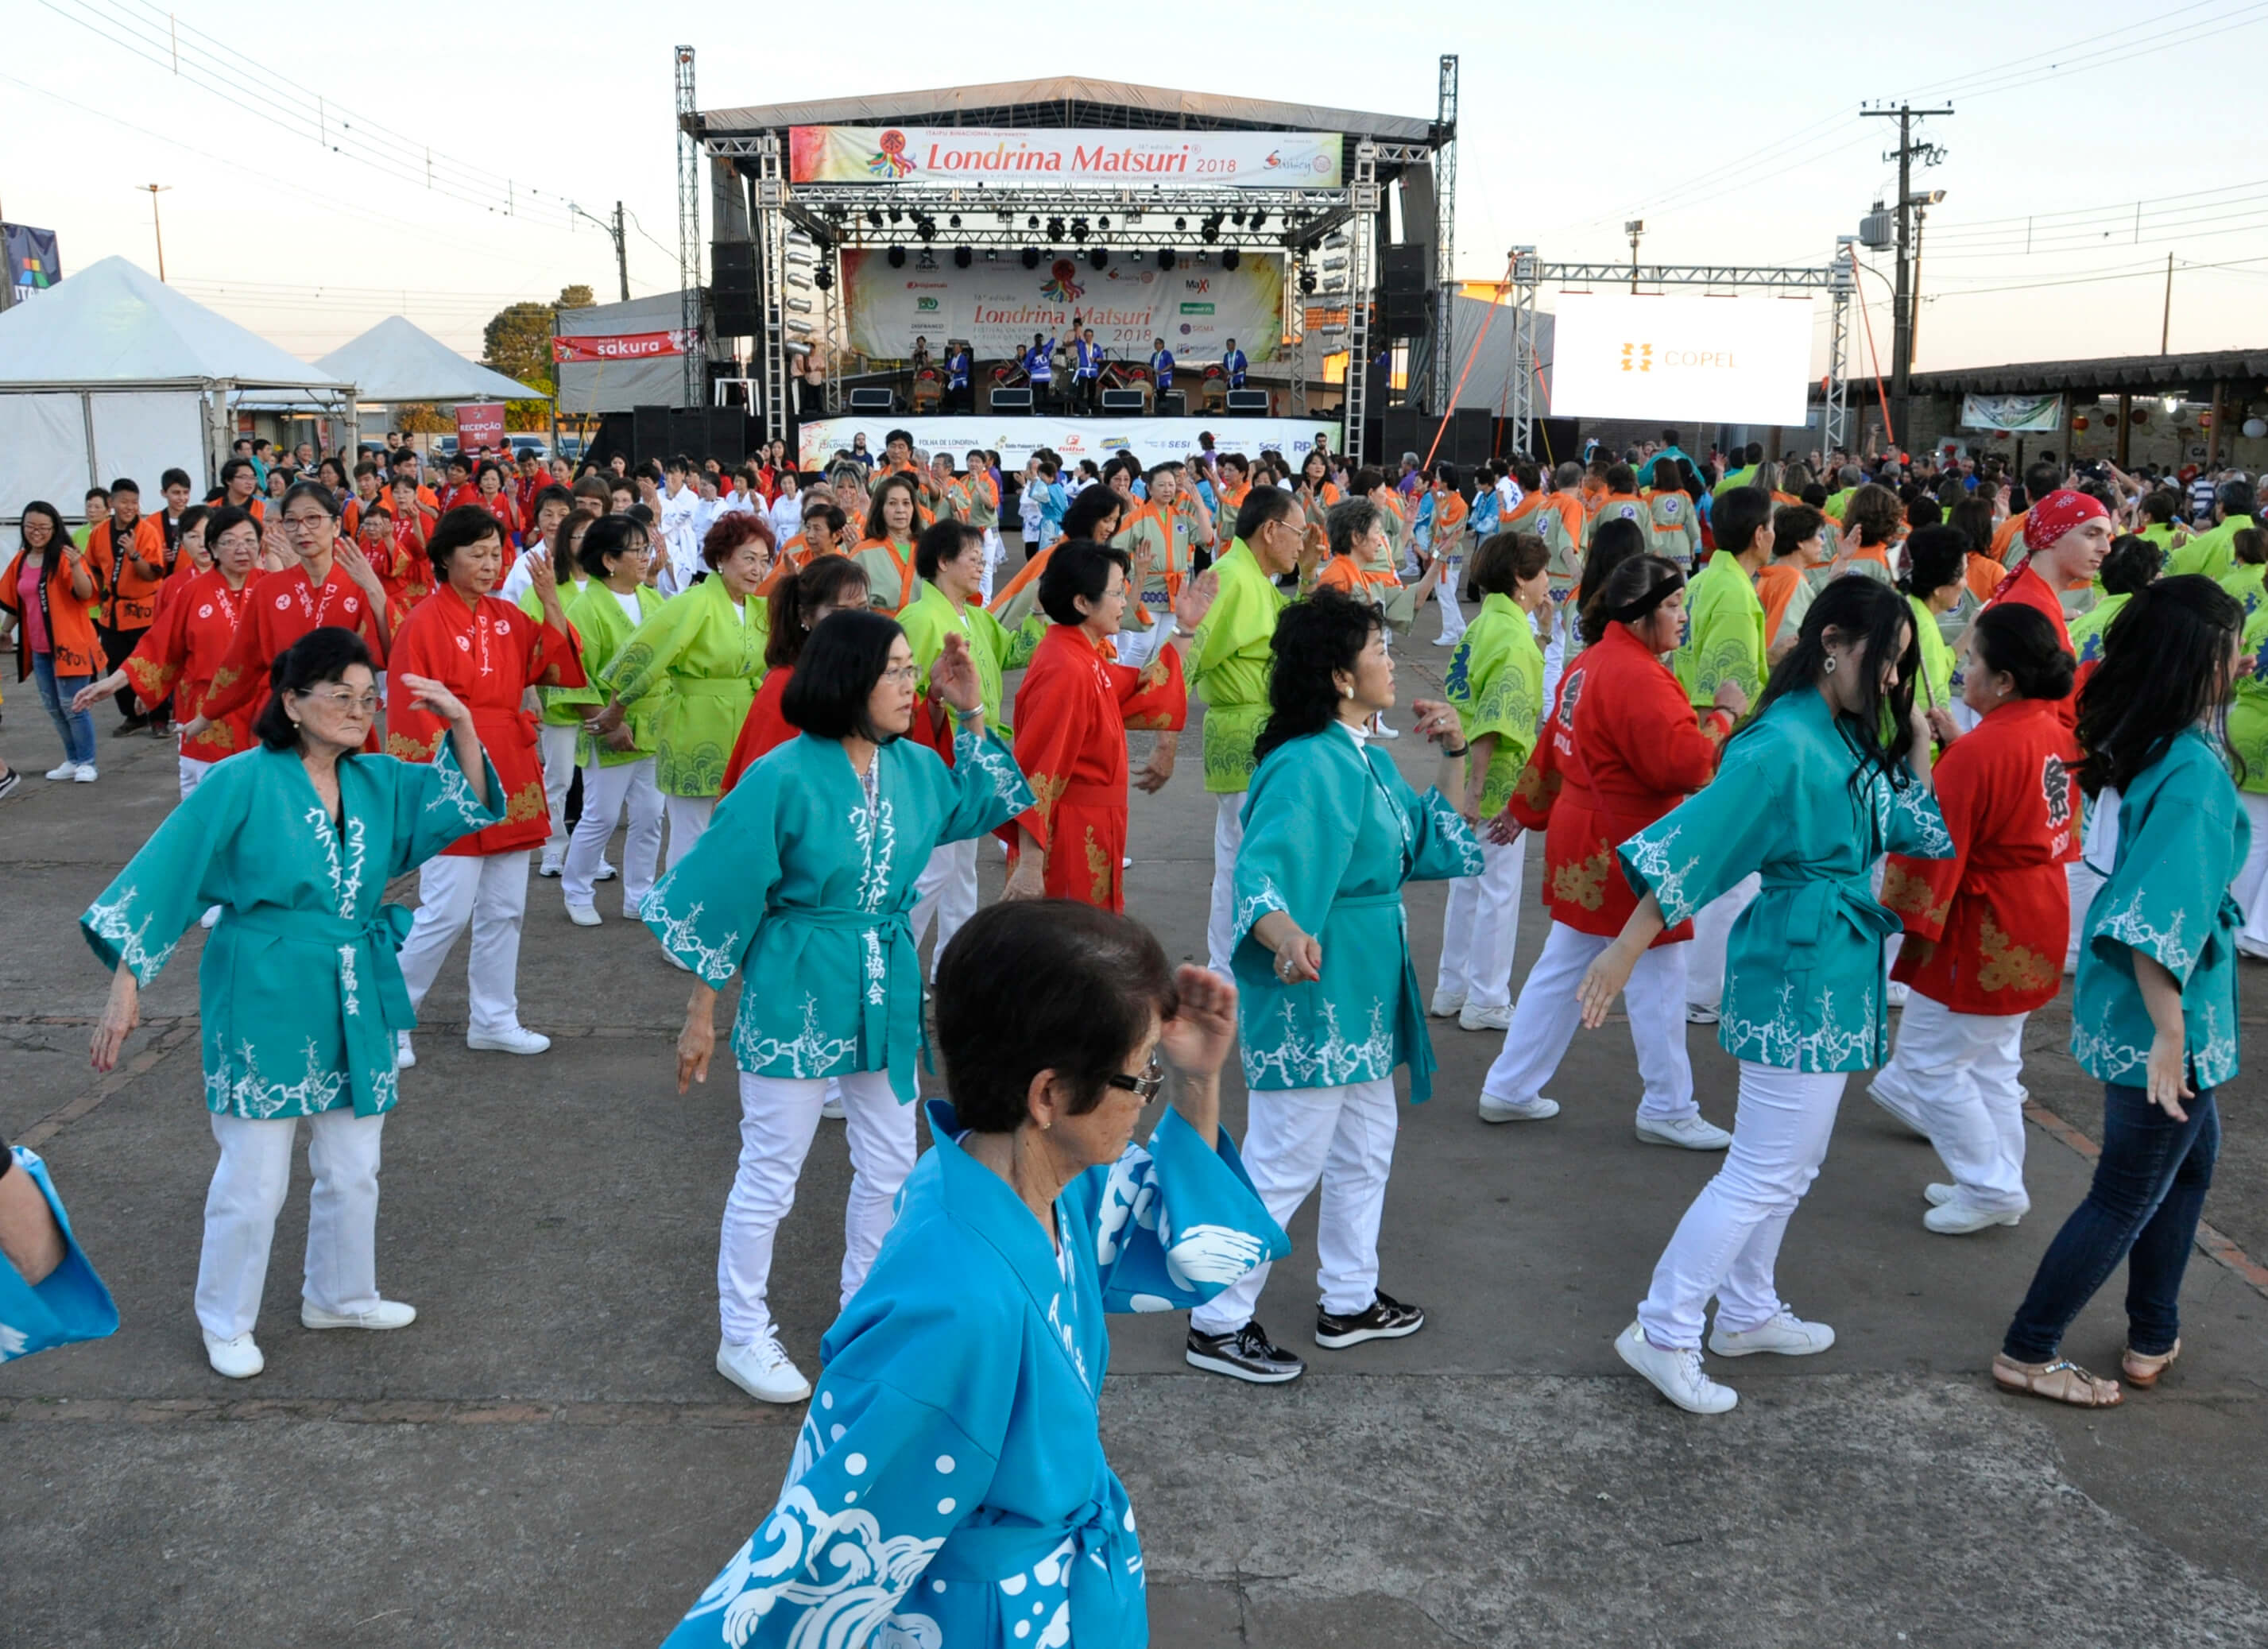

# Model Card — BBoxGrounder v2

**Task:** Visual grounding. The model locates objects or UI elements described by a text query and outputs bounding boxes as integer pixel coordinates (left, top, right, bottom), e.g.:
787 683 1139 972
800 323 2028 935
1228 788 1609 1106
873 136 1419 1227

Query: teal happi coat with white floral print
660 1097 1287 1649
79 740 502 1118
642 726 1031 1101
1617 687 1953 1073
1232 722 1484 1100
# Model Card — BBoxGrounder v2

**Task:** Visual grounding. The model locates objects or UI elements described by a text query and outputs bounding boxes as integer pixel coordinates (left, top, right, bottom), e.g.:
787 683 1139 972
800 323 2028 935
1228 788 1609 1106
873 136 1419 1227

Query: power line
1918 254 2268 299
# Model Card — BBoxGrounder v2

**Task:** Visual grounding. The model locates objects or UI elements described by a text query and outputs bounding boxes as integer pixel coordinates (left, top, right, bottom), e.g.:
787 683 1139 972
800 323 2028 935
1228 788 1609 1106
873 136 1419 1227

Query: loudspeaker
1101 388 1146 412
631 405 671 466
1381 245 1430 300
669 408 711 458
1453 406 1494 466
595 412 636 467
848 387 896 412
1158 390 1186 418
706 408 750 465
1226 389 1271 415
989 387 1033 412
711 241 759 338
1397 172 1438 251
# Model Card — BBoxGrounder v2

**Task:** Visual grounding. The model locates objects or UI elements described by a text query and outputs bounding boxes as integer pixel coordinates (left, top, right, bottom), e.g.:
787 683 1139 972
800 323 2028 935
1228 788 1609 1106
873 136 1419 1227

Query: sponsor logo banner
791 126 1343 189
798 414 1337 474
552 329 692 363
1549 292 1815 426
1960 393 2065 433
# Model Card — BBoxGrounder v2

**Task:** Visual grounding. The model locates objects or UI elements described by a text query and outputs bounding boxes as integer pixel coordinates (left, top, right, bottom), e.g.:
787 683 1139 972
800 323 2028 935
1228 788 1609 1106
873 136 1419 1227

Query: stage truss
1503 240 1861 458
707 128 1435 468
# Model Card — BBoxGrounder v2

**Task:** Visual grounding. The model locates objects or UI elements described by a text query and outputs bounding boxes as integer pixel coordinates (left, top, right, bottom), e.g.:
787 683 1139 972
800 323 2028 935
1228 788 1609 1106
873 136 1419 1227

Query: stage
797 413 1338 471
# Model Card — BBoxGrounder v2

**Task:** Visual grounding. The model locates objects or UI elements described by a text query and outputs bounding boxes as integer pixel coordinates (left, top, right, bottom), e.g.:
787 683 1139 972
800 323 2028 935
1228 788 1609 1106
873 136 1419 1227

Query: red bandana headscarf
2022 488 2107 553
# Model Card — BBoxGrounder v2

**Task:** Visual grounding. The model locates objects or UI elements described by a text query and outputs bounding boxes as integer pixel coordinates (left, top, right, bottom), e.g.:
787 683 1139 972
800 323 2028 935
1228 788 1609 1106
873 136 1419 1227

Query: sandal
1992 1353 2123 1408
2121 1339 2180 1388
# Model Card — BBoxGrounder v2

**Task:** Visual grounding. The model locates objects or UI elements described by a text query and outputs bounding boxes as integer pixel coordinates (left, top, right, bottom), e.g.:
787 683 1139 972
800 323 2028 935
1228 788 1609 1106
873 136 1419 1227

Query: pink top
17 555 50 654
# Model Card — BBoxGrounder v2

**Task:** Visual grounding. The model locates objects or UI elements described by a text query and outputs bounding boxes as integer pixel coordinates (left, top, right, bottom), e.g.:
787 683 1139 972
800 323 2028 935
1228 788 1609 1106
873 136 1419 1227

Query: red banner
552 329 691 363
455 403 506 448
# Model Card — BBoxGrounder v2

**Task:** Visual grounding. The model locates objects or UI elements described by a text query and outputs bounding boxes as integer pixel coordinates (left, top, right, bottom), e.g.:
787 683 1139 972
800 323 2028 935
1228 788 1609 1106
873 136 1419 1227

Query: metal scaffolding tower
674 46 702 408
753 134 789 443
1342 142 1380 467
1431 55 1458 420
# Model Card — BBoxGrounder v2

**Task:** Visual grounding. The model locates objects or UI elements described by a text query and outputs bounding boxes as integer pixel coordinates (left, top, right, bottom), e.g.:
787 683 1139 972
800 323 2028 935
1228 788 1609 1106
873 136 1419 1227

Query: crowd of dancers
1 426 2253 1646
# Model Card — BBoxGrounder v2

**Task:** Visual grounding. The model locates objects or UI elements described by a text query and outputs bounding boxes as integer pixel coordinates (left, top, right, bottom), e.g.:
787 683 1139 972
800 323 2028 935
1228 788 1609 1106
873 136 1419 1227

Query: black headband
1610 571 1686 624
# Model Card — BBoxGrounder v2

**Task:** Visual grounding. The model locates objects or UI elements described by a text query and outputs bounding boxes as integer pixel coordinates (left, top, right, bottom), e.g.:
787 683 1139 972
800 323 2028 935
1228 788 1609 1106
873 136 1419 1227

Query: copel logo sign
1622 342 1740 371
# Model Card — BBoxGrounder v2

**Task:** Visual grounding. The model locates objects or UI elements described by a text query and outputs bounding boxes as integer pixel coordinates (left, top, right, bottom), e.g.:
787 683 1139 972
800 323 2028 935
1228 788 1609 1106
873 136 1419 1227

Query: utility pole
1861 103 1950 450
613 201 629 304
1624 219 1644 293
2161 252 2175 354
137 183 173 281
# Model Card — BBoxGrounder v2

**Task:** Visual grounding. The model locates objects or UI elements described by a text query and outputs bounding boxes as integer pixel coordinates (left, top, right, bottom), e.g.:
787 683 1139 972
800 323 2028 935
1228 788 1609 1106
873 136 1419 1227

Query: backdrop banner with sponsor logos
843 248 1283 364
797 414 1337 474
1547 291 1815 427
791 126 1343 189
1958 393 2065 434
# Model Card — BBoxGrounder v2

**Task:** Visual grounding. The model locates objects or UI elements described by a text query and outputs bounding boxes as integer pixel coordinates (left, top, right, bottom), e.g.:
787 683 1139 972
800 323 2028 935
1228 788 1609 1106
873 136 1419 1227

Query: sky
4 0 2264 380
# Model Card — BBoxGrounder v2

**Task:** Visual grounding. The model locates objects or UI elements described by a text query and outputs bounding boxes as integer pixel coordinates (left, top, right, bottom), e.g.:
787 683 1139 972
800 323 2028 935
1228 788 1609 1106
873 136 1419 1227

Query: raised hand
1174 567 1219 633
1410 699 1461 745
1159 963 1238 1078
397 672 470 726
930 631 982 714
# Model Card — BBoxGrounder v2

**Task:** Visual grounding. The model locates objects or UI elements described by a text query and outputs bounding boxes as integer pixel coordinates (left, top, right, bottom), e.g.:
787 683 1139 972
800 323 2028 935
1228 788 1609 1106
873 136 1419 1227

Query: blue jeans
32 652 96 767
2003 1083 2219 1362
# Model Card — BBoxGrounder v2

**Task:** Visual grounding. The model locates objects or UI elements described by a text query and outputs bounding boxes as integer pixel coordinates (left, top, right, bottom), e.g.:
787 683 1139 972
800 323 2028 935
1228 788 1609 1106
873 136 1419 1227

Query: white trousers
1436 838 1526 1012
396 850 532 1038
2233 793 2268 956
1686 873 1761 1011
1541 617 1568 716
979 528 1005 605
1481 922 1697 1121
1187 1078 1398 1333
538 722 578 857
1115 621 1162 670
1636 1062 1847 1349
718 1070 915 1346
1206 792 1247 977
910 838 980 981
565 757 665 912
1877 994 2030 1212
664 793 716 872
1434 559 1468 644
178 753 214 799
195 1109 385 1340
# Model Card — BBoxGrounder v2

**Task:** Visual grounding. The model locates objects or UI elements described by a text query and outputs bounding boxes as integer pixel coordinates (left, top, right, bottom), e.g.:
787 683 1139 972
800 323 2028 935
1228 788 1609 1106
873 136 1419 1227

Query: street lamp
1624 219 1644 293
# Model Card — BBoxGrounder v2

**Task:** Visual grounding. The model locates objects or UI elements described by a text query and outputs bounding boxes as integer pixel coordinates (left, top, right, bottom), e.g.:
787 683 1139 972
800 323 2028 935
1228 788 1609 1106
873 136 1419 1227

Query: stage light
814 265 834 291
1230 211 1246 227
888 245 907 268
916 218 935 241
1175 217 1187 231
1097 217 1111 230
1222 248 1240 270
1298 267 1317 296
1028 215 1040 230
1201 216 1221 243
948 214 962 228
867 209 883 228
1022 246 1040 269
1047 216 1066 239
1087 246 1107 270
1070 217 1089 242
916 247 937 270
1248 212 1268 230
954 246 973 268
1158 248 1176 269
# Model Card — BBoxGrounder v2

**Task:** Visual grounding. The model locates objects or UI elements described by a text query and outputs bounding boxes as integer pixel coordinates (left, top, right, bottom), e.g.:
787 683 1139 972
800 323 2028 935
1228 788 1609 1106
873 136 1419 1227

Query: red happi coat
202 560 390 730
1535 624 1724 941
721 667 795 795
122 569 260 761
1883 695 2076 1015
1984 562 2079 738
384 590 584 855
1005 623 1187 911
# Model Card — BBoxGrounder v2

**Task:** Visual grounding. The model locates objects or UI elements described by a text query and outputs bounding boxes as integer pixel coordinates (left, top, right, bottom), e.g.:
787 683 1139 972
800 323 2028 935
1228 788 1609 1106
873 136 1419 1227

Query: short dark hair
1772 504 1825 555
2100 532 2168 592
577 513 649 580
935 900 1181 1129
1604 463 1636 494
255 626 373 751
161 467 192 492
427 504 502 575
1469 531 1549 597
767 555 872 670
1062 485 1125 543
1255 586 1382 765
780 610 901 741
1713 487 1774 556
1845 483 1904 547
529 484 574 519
1038 539 1131 626
1899 525 1968 598
915 518 981 582
1233 483 1297 544
219 458 256 488
279 478 339 521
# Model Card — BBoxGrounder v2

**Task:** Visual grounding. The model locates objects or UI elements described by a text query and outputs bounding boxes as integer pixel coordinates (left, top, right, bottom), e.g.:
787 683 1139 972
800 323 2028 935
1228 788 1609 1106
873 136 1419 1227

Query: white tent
315 315 542 405
0 256 354 520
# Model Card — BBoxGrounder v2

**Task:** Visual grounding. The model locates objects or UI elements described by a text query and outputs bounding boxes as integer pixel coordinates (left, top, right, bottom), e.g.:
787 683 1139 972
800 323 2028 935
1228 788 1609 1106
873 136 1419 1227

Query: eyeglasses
879 664 919 685
296 688 379 714
1106 1055 1167 1102
283 513 332 529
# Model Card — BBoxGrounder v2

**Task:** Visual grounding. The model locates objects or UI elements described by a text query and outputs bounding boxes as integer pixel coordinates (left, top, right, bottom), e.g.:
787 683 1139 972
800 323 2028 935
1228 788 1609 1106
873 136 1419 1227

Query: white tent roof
315 315 542 404
0 255 347 390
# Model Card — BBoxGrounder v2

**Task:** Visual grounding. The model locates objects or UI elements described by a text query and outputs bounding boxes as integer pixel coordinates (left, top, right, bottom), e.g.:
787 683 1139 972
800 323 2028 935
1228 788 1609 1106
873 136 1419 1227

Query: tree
558 284 595 311
485 286 594 429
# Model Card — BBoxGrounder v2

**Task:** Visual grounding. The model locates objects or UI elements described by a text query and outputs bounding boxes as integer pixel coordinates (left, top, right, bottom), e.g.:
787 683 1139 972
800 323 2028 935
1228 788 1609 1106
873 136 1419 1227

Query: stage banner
2 223 62 294
1549 292 1814 427
791 126 1342 189
455 403 506 448
844 250 1282 364
1959 393 2064 433
798 414 1338 474
552 329 691 363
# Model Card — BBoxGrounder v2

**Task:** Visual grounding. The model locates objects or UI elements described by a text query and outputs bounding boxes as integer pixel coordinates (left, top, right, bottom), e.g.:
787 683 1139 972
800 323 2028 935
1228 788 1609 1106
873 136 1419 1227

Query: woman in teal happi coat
646 610 1032 1406
1579 578 1951 1416
659 900 1286 1649
1184 588 1482 1386
79 626 500 1380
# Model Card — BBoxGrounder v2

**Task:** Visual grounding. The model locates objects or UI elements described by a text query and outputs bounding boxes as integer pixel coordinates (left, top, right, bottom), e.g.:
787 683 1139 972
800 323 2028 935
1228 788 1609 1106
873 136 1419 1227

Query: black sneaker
1185 1321 1306 1384
1315 1291 1426 1349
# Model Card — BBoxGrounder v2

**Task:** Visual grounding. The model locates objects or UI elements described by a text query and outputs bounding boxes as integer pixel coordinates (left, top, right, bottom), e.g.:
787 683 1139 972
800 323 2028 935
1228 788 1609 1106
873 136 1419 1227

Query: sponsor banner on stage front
798 415 1338 474
552 329 691 363
844 249 1282 364
1549 292 1814 428
791 126 1342 189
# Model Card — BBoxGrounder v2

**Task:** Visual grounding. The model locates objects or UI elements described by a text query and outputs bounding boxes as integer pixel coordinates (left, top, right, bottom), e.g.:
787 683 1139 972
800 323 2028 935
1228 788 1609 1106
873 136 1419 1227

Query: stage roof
699 76 1438 146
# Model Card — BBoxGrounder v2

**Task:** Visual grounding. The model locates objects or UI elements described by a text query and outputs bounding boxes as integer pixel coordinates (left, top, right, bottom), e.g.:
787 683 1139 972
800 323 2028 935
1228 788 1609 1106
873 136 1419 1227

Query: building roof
699 76 1438 145
315 315 542 404
0 255 346 389
1911 346 2268 397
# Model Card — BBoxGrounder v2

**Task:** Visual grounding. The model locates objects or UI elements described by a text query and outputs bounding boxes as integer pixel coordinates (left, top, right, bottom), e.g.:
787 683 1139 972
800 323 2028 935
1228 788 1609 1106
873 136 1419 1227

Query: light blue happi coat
0 1148 118 1364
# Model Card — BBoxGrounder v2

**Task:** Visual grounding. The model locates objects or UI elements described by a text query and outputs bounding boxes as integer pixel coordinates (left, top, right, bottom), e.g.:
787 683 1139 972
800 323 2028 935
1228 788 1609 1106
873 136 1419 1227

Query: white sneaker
395 1031 416 1069
717 1335 812 1404
1887 980 1910 1008
566 902 602 927
203 1330 265 1379
1864 1074 1930 1139
595 860 619 881
1458 1003 1511 1032
537 848 565 878
45 761 77 780
1373 721 1401 739
73 763 99 783
1615 1320 1737 1414
819 1094 847 1121
1924 1182 1959 1206
200 905 222 929
1428 989 1467 1019
1709 1309 1836 1357
1683 1001 1720 1025
665 950 691 971
1635 1113 1732 1151
1925 1195 2026 1235
466 1025 551 1055
302 1299 417 1331
1478 1093 1560 1124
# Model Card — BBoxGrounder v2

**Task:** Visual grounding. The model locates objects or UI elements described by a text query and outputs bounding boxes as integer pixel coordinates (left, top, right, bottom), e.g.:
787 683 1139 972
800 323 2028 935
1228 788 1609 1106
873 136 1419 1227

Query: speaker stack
711 242 759 339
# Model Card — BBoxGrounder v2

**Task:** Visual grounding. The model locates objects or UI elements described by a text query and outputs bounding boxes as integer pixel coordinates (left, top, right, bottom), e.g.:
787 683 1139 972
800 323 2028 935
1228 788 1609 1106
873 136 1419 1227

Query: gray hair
1326 497 1382 560
1838 464 1864 488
